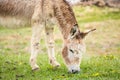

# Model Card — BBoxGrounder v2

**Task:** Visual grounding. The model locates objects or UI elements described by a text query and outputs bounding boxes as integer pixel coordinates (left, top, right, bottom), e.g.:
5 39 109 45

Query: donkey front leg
30 23 44 70
45 26 60 67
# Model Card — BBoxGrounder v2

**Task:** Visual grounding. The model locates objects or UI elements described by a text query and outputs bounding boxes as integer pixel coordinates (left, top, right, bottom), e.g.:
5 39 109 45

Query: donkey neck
54 0 78 39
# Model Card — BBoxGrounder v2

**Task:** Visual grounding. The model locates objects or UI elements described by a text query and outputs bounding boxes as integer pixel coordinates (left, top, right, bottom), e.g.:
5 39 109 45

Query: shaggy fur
0 0 95 73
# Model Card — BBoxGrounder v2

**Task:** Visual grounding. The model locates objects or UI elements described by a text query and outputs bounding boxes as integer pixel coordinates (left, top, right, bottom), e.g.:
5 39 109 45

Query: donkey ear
80 29 96 38
70 24 78 39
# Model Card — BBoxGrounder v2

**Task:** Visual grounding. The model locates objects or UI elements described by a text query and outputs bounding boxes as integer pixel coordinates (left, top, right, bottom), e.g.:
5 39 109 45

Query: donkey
0 0 95 73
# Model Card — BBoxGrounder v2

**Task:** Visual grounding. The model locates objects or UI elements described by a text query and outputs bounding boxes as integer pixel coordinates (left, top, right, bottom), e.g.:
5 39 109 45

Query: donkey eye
69 49 74 53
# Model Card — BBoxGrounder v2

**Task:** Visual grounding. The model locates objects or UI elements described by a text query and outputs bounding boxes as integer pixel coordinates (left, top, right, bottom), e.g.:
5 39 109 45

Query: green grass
0 53 120 80
0 6 120 80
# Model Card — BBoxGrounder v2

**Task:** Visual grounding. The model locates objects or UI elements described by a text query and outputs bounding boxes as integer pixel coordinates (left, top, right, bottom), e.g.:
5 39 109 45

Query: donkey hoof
32 67 40 71
32 65 40 71
54 62 60 68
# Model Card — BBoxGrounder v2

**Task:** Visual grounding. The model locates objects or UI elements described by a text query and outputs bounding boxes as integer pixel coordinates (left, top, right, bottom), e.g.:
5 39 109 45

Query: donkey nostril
72 70 79 74
72 70 74 72
72 70 76 73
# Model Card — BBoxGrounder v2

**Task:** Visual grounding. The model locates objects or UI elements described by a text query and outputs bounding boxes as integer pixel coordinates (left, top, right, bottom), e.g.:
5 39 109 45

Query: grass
0 6 120 80
73 6 120 24
0 53 120 80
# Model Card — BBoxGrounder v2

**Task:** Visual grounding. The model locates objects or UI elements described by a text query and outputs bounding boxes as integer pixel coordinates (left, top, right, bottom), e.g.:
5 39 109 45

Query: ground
0 6 120 80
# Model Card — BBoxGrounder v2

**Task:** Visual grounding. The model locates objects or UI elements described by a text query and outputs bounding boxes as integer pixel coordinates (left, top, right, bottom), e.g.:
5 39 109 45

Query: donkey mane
54 0 78 39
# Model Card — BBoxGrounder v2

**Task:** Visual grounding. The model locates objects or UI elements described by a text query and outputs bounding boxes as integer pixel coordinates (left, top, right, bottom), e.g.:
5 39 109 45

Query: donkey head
62 24 96 73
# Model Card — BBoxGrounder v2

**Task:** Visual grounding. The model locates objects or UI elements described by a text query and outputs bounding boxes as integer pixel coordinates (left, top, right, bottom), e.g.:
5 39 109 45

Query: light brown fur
0 0 36 18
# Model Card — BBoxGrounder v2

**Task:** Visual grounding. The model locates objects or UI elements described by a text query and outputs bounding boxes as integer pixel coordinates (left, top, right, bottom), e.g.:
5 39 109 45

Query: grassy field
0 6 120 80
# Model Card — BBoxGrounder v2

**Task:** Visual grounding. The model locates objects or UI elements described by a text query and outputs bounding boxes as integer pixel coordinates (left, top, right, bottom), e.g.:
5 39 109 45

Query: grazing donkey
0 0 95 73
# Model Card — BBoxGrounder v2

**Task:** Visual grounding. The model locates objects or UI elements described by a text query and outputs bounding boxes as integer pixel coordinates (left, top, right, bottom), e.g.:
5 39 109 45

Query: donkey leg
45 26 60 67
30 23 44 70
